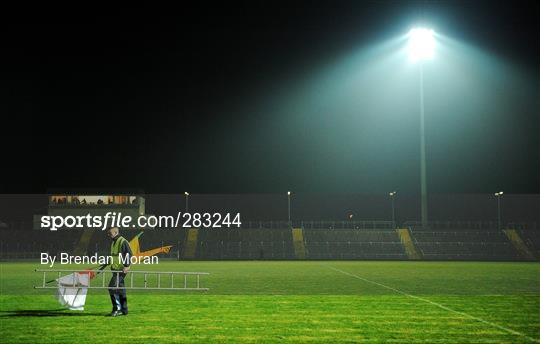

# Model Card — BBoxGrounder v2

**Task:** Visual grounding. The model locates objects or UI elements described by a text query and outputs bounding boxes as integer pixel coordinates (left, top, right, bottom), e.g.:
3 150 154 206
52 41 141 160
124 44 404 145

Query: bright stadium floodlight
408 27 435 229
408 28 435 61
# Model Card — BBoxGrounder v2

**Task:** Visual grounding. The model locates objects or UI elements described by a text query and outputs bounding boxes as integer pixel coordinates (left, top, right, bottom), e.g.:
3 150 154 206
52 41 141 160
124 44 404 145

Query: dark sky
3 1 539 194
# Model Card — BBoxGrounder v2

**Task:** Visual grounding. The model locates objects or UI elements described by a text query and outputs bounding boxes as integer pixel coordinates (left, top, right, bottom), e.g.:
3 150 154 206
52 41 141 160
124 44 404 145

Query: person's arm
121 240 133 272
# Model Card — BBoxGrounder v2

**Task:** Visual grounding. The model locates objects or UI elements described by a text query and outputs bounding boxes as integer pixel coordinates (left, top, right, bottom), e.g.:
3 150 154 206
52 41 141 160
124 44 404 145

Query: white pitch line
327 265 540 343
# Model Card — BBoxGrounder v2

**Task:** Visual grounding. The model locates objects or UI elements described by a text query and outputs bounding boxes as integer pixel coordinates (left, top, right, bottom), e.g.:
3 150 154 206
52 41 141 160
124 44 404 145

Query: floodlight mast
184 192 189 212
389 191 397 228
287 191 291 225
408 28 434 229
495 191 503 230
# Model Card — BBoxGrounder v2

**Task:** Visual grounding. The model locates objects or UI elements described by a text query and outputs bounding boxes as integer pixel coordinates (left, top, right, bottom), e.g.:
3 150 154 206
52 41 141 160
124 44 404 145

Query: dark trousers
108 272 128 313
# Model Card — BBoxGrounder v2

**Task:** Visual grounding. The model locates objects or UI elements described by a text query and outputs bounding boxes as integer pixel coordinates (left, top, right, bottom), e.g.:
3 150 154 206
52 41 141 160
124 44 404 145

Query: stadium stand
519 230 540 259
410 228 521 260
0 227 81 259
196 227 295 259
1 221 538 261
303 228 406 259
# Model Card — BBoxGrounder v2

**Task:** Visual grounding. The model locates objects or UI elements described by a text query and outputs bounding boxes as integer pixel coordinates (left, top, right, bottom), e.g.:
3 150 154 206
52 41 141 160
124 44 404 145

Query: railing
236 220 394 230
404 221 501 230
507 222 538 230
1 220 538 231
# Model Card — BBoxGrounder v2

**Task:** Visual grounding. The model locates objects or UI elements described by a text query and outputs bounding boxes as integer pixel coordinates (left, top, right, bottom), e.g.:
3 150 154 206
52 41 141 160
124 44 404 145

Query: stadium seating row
520 230 540 257
1 227 538 261
411 229 521 260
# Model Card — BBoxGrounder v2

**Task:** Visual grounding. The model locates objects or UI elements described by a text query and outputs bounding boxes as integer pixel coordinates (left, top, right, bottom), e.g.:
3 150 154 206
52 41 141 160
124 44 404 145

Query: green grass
1 261 539 343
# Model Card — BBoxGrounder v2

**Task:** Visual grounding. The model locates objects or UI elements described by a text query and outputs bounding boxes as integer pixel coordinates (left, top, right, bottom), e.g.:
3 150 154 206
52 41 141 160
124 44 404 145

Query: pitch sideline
326 265 539 343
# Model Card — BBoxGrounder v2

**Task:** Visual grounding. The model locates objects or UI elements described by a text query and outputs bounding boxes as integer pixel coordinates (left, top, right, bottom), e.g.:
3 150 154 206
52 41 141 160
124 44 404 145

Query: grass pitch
1 261 539 343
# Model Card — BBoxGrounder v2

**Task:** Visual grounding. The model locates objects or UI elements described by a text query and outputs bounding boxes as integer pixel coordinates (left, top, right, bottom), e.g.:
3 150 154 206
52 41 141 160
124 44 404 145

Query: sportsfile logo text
40 212 242 231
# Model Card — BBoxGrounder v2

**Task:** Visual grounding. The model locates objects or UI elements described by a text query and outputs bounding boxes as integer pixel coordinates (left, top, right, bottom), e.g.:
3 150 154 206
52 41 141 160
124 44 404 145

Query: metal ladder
35 269 210 291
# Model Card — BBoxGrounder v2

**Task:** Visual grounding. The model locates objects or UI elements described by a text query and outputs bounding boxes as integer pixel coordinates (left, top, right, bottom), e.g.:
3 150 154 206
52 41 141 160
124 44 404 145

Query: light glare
408 28 435 61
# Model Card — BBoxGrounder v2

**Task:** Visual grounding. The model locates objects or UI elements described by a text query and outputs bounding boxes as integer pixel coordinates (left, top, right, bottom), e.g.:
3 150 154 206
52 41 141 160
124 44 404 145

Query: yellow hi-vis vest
110 236 129 270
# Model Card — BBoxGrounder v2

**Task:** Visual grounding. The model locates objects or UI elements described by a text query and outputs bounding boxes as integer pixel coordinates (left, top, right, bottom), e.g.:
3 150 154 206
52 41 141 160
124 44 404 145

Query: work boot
109 310 122 317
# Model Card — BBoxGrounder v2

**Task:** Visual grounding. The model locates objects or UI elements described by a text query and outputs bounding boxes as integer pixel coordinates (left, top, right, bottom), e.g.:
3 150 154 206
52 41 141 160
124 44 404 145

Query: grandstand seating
410 229 520 260
1 223 537 261
0 228 185 259
0 228 81 259
303 229 406 259
196 228 295 259
519 230 540 258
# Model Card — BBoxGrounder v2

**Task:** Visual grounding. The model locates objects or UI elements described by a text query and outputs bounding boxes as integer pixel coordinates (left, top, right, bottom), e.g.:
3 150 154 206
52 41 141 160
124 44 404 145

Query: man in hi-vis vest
107 227 133 316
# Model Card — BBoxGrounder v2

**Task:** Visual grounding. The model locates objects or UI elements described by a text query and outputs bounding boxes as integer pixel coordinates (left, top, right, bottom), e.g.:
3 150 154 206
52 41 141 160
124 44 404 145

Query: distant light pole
389 191 397 228
495 191 503 229
287 191 291 225
408 27 435 229
184 192 189 212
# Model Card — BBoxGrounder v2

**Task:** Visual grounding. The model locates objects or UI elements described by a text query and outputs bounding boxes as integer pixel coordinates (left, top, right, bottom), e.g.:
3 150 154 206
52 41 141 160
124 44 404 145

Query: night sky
4 1 539 194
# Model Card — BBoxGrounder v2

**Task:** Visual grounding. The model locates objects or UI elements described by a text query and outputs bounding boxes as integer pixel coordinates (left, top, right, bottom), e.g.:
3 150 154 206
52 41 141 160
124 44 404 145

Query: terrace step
396 228 421 260
182 228 199 259
292 228 306 259
504 229 535 260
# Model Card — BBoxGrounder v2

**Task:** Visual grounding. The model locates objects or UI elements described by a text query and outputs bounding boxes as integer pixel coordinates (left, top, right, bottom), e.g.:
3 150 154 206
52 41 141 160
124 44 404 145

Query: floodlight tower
184 192 190 212
287 191 292 225
389 191 397 228
495 191 503 229
408 27 435 229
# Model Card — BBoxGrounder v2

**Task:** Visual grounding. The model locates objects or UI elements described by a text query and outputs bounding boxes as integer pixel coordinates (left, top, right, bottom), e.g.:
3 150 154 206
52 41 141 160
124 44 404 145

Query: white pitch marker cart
35 269 210 310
